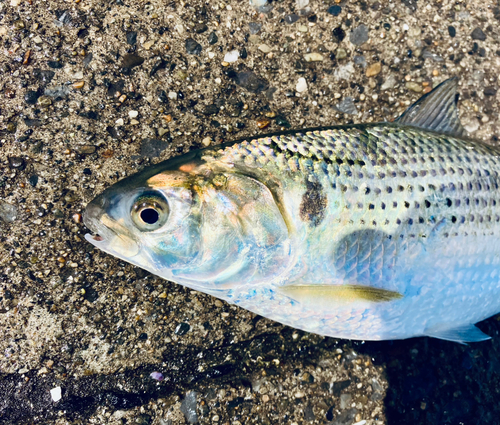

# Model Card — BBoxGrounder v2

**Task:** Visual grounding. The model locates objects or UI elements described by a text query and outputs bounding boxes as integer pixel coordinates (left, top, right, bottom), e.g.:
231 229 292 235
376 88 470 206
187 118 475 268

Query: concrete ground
2 0 500 423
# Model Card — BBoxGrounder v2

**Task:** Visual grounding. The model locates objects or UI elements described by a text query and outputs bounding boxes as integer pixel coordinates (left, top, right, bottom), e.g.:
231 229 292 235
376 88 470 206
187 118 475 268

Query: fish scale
84 78 500 342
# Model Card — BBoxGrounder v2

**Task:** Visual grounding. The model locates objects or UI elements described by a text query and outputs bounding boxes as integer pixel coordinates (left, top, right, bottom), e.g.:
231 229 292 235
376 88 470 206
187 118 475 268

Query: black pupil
140 208 159 225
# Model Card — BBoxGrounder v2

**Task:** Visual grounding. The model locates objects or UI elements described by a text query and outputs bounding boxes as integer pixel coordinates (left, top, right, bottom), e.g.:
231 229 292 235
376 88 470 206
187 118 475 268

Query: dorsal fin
395 77 465 137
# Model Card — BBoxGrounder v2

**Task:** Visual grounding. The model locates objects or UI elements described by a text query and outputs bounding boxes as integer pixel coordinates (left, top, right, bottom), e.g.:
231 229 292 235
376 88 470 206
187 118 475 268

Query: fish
84 78 500 343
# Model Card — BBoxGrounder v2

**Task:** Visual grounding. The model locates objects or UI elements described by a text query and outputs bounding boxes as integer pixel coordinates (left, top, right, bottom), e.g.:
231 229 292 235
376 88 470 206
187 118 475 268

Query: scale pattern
217 124 500 339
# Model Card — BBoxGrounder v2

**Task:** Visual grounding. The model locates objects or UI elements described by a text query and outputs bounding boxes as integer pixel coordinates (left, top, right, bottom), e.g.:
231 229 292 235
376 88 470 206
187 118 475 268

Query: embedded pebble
258 44 272 53
304 53 324 62
185 38 202 55
223 50 240 63
335 48 347 60
354 55 367 68
381 75 397 90
285 14 299 24
350 24 369 46
180 391 198 424
336 97 358 115
471 27 486 41
296 77 308 93
50 387 62 402
128 110 139 119
406 81 422 93
248 22 262 34
0 202 18 223
366 62 381 77
327 5 342 16
150 372 164 381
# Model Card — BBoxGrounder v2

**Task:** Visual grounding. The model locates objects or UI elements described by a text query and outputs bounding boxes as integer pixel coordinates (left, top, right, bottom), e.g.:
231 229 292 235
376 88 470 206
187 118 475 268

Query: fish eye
131 192 169 231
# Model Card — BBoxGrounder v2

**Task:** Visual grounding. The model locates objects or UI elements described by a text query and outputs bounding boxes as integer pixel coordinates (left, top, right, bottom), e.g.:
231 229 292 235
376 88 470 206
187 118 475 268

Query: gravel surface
2 0 500 424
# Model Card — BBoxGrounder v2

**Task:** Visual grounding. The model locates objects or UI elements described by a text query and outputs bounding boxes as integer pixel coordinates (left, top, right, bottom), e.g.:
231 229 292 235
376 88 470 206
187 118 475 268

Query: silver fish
84 78 499 343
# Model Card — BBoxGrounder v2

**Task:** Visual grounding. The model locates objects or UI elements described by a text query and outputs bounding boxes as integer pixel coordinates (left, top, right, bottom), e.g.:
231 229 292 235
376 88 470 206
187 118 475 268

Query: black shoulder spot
299 181 327 227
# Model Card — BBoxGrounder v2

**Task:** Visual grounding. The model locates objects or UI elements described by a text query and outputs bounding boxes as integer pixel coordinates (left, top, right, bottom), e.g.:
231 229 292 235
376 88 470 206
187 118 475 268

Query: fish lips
83 193 140 257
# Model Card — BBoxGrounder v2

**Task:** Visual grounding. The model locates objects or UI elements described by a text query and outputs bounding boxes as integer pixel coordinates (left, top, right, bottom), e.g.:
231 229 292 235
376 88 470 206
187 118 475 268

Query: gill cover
158 171 292 287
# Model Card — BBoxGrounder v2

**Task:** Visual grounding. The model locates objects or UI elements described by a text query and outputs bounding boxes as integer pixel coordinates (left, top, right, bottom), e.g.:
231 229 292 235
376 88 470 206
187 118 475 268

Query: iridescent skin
84 123 500 341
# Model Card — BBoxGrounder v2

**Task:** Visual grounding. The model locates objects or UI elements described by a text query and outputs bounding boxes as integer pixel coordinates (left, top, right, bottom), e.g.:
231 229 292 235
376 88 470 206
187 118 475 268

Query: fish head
84 153 291 295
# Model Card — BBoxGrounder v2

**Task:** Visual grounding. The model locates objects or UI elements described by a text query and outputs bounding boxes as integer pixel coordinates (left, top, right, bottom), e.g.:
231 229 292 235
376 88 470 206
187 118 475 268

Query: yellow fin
279 284 403 304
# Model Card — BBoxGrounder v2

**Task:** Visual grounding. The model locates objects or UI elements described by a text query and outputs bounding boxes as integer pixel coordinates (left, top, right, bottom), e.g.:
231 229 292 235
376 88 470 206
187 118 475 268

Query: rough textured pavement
2 0 500 424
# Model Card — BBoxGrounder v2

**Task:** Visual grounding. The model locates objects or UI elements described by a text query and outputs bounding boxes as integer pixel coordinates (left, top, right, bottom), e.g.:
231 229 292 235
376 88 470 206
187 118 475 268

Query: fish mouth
83 196 140 258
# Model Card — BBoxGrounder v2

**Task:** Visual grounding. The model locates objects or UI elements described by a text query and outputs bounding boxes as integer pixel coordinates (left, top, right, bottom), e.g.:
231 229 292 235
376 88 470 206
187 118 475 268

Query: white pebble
296 77 308 93
208 52 215 59
258 44 272 53
223 50 240 63
168 91 177 100
296 0 309 8
304 52 324 62
50 387 62 402
115 118 124 126
128 110 138 119
250 0 268 6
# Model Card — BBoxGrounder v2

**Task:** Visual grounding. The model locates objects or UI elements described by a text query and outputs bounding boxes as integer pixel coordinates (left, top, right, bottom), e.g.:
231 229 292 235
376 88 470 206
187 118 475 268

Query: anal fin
425 323 491 344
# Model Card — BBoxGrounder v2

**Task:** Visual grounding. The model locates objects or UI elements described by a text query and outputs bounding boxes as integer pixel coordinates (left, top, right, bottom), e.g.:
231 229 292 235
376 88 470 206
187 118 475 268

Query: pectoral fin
278 284 403 307
425 323 491 344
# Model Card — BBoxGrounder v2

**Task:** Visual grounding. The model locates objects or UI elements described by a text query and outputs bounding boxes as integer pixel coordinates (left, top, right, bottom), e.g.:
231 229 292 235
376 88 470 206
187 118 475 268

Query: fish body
84 79 498 342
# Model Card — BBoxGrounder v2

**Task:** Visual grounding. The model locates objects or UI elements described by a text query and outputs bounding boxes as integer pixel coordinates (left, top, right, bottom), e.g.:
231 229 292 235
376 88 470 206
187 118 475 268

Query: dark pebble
28 175 38 187
83 287 98 303
8 156 25 170
285 14 300 24
350 24 369 45
77 28 89 39
327 5 342 16
33 69 56 86
140 138 169 158
332 26 346 43
484 86 497 96
230 70 269 94
135 414 152 425
203 104 219 115
121 53 145 69
240 47 248 59
471 27 486 41
150 58 166 77
276 115 290 128
326 405 335 421
208 32 218 45
107 126 126 139
79 111 99 120
47 61 64 69
83 168 92 175
23 118 42 127
185 38 202 55
448 25 456 38
126 31 137 45
175 322 191 335
304 404 315 421
83 53 93 67
138 333 148 340
157 90 168 104
24 90 40 105
248 22 262 34
194 23 208 34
